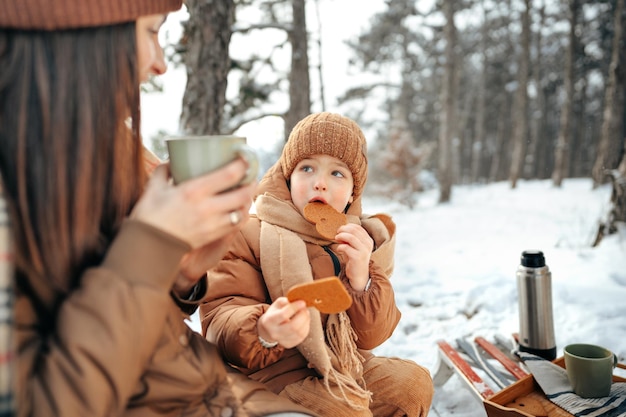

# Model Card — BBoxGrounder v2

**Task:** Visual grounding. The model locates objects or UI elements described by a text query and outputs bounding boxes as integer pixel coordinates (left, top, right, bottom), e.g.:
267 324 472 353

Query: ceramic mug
166 135 259 186
564 343 617 398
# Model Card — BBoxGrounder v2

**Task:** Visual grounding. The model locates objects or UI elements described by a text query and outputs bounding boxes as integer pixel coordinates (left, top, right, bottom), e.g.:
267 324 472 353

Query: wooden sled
433 336 626 417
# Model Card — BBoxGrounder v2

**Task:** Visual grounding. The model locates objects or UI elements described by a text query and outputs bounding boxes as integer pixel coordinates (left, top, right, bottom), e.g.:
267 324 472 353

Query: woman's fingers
177 158 250 197
131 159 256 248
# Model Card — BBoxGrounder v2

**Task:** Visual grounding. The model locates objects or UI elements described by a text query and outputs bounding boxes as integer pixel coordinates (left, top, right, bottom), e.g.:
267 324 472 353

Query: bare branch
226 112 285 133
233 22 292 34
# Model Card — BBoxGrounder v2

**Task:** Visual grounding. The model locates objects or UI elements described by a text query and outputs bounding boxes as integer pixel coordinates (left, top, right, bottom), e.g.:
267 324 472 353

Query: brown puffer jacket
14 218 310 417
199 162 401 395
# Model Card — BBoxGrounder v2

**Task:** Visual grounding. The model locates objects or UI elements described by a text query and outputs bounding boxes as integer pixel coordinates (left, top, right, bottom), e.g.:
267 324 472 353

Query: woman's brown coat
14 217 311 417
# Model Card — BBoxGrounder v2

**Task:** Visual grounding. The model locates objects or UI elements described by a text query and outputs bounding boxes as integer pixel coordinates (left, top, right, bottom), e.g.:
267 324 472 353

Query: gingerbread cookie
287 276 353 314
303 202 347 240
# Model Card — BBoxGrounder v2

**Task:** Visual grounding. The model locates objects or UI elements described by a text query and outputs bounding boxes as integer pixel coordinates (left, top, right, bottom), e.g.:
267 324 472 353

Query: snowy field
367 179 626 416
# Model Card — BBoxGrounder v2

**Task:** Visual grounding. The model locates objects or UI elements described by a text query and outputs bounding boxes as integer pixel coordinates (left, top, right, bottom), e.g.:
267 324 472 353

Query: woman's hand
172 233 238 296
335 223 373 291
130 159 255 249
257 297 310 349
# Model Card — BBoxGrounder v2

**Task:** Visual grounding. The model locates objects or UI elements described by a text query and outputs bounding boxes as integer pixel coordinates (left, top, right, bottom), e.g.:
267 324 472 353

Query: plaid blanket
0 186 15 416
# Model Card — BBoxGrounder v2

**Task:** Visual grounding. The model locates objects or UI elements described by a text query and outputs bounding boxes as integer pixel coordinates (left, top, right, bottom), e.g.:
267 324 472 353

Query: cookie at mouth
303 201 347 240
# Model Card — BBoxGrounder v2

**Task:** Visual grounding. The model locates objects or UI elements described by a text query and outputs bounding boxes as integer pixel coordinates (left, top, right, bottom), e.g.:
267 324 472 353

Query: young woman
0 1 312 416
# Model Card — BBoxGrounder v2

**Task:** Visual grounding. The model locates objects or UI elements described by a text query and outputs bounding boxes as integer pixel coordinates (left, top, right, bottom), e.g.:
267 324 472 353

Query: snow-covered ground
368 179 626 416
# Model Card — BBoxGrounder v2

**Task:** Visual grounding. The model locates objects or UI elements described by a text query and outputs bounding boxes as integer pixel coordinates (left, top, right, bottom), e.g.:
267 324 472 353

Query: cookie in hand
287 276 353 314
303 201 347 240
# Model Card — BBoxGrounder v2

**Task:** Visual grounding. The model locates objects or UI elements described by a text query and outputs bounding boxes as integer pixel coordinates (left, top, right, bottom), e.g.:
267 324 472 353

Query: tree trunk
489 98 506 182
284 0 311 140
592 0 626 247
471 1 488 184
592 0 624 187
313 0 326 112
535 85 554 179
525 2 545 179
438 0 457 203
552 0 578 187
179 0 234 135
570 74 587 177
454 75 473 184
509 0 531 189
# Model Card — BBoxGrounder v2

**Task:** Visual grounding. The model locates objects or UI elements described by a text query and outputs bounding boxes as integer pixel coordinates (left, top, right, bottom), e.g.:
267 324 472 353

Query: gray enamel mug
166 135 259 186
564 343 617 398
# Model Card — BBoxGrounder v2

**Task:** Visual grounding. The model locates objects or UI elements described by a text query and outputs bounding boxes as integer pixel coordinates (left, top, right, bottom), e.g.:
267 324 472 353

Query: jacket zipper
322 246 342 277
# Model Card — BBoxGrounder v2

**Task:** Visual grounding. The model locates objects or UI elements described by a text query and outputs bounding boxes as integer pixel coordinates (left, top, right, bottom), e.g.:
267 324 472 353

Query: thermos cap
521 250 545 267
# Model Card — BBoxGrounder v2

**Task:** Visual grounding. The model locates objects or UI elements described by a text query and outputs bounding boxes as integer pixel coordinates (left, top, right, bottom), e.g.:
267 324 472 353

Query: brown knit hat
281 112 368 199
0 0 182 31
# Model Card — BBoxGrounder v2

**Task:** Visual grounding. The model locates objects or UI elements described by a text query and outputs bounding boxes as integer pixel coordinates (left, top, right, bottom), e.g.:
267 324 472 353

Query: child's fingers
288 307 310 331
266 298 306 326
336 227 374 252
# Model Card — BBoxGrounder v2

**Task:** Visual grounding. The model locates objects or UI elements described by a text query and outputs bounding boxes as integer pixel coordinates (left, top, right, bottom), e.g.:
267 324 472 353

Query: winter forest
146 0 626 241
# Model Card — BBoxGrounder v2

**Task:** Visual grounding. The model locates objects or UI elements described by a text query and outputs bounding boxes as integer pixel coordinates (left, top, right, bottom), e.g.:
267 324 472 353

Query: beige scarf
256 193 395 409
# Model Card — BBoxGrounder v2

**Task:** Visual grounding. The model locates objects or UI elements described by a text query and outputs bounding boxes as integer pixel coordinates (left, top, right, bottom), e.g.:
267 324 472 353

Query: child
200 112 434 416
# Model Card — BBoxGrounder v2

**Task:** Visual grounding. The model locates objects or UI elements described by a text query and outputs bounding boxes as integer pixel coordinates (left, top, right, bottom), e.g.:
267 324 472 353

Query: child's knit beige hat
280 112 368 199
0 0 182 30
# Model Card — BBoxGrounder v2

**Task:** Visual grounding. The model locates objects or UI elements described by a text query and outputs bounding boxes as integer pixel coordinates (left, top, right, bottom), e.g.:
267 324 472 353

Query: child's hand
335 223 373 291
257 297 310 349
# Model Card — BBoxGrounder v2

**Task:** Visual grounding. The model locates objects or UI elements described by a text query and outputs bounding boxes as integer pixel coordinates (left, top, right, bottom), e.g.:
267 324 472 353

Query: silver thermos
517 250 557 360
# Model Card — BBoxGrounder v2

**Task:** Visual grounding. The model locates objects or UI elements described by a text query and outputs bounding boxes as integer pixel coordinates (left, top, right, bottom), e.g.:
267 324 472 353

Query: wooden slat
457 338 513 389
436 340 496 399
475 336 529 380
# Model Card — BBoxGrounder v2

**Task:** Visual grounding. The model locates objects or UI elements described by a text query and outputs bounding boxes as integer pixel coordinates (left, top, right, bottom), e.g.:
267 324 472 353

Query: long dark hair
0 23 146 316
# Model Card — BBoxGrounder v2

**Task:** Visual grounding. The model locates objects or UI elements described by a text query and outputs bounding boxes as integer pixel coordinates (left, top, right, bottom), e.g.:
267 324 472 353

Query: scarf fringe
321 367 372 411
327 312 365 375
324 312 371 409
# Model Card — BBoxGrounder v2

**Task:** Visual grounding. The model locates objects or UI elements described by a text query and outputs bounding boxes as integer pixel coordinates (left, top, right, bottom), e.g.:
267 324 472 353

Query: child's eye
332 170 345 178
301 165 313 173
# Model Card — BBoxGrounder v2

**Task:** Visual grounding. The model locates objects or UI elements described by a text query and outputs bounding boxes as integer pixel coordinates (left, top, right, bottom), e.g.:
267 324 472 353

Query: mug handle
234 144 259 185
